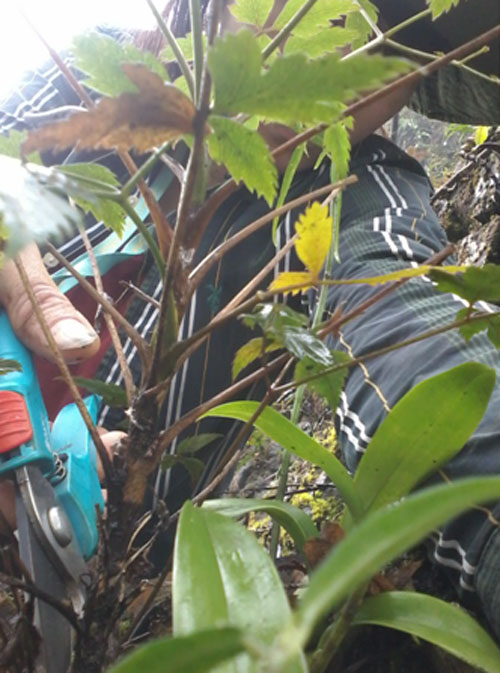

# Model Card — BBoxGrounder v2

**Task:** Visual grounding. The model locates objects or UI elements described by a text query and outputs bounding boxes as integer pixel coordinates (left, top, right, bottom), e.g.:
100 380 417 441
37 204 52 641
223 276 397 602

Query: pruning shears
0 309 104 673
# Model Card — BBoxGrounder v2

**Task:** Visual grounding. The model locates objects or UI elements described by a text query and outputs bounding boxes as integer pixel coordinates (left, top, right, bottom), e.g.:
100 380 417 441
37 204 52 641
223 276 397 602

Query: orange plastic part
0 390 33 453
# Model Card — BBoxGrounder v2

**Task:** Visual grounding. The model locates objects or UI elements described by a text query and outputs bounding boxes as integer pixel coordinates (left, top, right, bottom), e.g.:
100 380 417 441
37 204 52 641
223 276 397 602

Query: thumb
0 243 100 363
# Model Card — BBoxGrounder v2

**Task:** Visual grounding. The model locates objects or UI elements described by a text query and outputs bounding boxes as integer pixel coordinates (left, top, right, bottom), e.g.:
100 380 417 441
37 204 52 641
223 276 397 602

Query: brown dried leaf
23 64 197 155
304 521 345 568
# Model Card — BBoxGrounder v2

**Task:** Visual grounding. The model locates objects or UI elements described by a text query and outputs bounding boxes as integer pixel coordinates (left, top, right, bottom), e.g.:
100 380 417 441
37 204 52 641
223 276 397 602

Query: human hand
0 243 100 363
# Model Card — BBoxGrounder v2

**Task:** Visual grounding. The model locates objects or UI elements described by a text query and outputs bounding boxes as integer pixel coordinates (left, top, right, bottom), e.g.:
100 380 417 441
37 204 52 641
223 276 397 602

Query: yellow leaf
474 126 489 145
326 265 467 287
269 271 316 296
295 202 333 276
23 64 199 155
232 337 281 380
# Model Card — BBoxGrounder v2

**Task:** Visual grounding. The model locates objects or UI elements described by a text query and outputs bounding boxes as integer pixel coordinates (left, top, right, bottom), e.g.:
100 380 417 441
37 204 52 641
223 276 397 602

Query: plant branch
146 0 196 100
121 140 171 198
14 257 114 483
262 0 319 60
189 0 204 103
46 242 149 366
78 223 135 403
189 177 357 292
119 197 166 275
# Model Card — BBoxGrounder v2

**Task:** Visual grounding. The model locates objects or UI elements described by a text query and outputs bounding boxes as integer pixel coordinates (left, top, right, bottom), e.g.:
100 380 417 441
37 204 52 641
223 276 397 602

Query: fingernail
51 319 98 351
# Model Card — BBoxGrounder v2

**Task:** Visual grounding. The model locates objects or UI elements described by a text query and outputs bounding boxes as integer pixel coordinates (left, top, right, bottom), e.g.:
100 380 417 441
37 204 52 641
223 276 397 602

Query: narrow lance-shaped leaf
290 476 500 648
106 627 247 673
272 143 305 244
350 362 496 518
201 402 362 519
72 376 128 409
174 502 307 673
353 592 500 673
203 497 319 550
208 116 278 205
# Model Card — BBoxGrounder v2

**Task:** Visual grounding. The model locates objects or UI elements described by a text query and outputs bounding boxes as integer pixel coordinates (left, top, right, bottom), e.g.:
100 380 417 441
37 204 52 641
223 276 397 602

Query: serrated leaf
208 30 411 124
295 202 332 275
294 351 350 410
0 155 82 258
353 592 500 673
324 121 351 180
456 308 500 348
232 337 281 380
345 0 379 49
72 376 128 408
427 0 461 19
0 130 40 163
269 270 316 295
203 497 319 550
351 363 495 517
230 0 274 29
201 402 361 517
174 502 307 673
0 358 22 376
274 0 359 36
208 116 277 205
23 65 198 155
284 26 360 58
177 433 223 454
107 627 246 673
73 32 169 97
431 265 500 305
59 163 125 235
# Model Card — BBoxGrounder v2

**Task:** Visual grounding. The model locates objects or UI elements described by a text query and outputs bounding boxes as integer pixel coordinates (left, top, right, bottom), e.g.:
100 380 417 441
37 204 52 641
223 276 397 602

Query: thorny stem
46 242 149 366
14 258 114 483
78 223 135 403
146 0 196 100
262 0 319 60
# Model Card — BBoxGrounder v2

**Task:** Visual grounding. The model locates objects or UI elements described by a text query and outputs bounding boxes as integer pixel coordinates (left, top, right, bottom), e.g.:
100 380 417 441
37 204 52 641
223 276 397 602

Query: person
1 0 500 641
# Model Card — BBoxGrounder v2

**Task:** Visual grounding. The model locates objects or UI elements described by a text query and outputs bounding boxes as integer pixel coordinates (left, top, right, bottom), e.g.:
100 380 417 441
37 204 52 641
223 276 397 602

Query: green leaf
161 34 207 64
208 30 411 124
208 116 278 205
0 130 40 163
284 27 360 58
174 502 307 673
177 433 223 454
72 376 128 408
351 363 495 519
294 476 500 642
0 156 82 258
345 0 379 49
73 32 169 97
323 121 351 180
281 326 333 366
431 265 500 305
59 163 125 235
203 497 319 550
107 627 246 673
232 337 281 380
0 358 22 376
427 0 461 19
201 402 361 519
242 303 309 333
179 456 205 485
274 0 358 36
230 0 274 29
294 351 350 411
456 308 500 348
353 592 500 673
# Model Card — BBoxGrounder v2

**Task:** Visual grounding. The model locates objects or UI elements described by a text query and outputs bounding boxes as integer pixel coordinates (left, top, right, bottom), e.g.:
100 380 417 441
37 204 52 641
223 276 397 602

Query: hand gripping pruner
0 309 104 673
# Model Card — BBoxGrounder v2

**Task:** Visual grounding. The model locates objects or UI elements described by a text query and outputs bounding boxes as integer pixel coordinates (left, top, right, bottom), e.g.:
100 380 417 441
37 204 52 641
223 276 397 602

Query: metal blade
16 490 72 673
